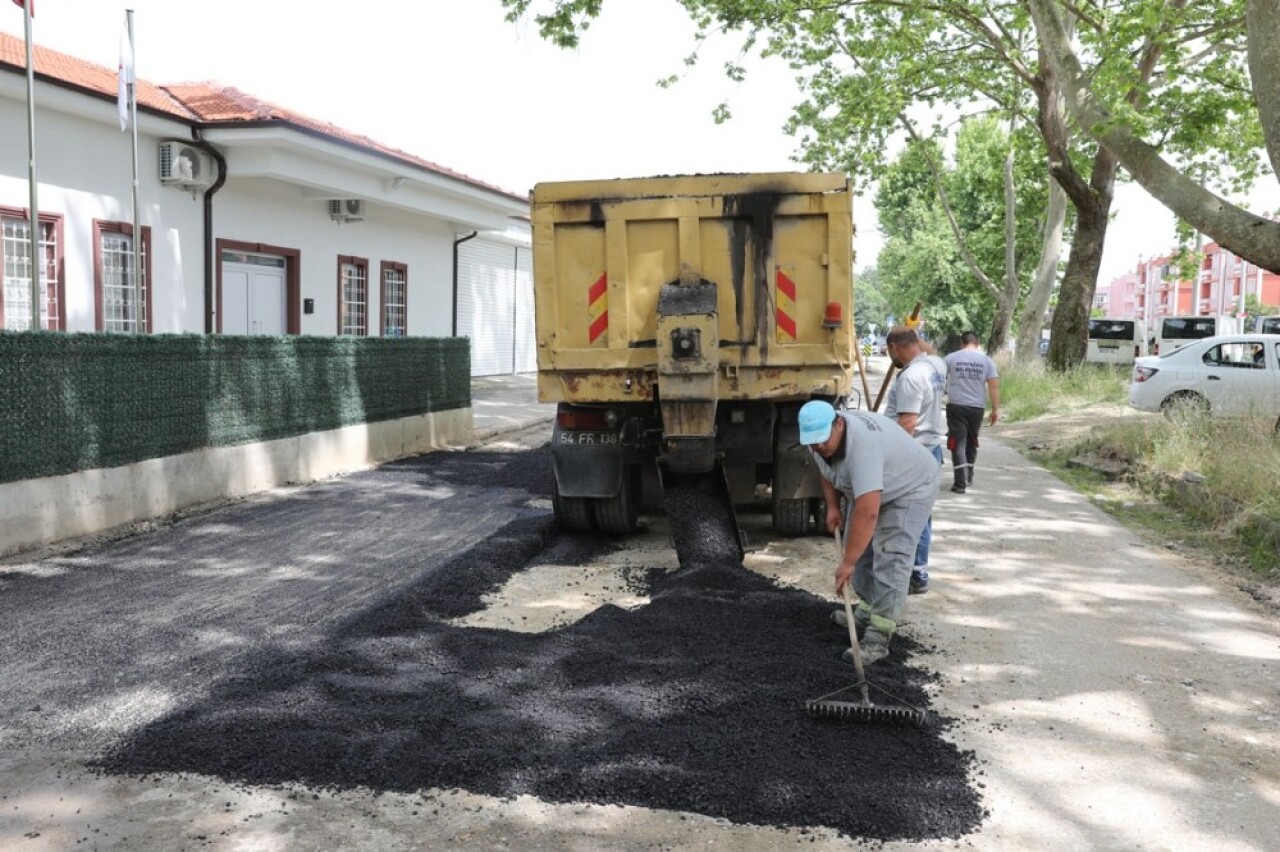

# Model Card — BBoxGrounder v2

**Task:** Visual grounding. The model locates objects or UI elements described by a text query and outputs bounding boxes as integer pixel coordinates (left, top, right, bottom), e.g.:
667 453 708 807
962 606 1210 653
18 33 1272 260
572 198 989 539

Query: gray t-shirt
882 353 946 449
809 410 939 505
945 348 999 408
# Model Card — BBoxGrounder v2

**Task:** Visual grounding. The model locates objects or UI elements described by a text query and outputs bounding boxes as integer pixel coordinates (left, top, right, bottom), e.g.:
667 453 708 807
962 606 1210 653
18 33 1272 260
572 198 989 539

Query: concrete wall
0 407 474 558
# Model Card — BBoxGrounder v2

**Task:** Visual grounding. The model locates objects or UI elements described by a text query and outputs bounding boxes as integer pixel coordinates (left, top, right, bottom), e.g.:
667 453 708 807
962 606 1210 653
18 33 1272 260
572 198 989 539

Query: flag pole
127 9 142 332
22 0 40 330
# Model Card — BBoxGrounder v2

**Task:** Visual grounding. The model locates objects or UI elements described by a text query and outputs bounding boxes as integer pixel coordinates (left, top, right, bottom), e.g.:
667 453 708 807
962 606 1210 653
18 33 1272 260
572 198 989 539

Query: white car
1129 333 1280 421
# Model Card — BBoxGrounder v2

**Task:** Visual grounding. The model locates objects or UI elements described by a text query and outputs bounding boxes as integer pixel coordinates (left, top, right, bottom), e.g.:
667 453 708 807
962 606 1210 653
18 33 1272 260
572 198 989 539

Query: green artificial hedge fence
0 333 470 485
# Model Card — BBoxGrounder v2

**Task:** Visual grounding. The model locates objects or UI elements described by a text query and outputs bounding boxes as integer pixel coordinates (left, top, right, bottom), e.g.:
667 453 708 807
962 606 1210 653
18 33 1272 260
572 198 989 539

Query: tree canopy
875 117 1050 345
1028 0 1280 273
500 0 1277 366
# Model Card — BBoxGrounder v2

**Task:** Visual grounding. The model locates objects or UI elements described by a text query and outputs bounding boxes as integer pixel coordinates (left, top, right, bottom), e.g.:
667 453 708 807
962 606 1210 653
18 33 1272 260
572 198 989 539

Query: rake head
805 698 928 727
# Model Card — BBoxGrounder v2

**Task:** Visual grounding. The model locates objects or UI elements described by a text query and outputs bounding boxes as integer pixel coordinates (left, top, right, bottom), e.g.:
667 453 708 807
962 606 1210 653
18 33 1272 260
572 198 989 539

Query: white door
222 268 251 334
221 255 286 335
514 247 537 373
458 238 516 376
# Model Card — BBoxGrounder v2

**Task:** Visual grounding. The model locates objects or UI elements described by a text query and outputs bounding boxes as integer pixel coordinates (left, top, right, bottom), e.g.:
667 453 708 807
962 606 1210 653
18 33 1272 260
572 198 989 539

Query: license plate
1098 341 1119 349
558 431 619 446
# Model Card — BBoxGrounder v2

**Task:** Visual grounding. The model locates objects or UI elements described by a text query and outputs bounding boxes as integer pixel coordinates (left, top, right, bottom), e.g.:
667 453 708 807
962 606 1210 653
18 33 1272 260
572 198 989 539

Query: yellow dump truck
531 172 855 540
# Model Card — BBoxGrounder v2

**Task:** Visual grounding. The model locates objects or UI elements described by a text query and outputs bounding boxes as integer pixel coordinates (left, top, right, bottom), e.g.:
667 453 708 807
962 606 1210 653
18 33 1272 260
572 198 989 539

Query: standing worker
799 401 939 665
943 331 1001 494
882 326 946 595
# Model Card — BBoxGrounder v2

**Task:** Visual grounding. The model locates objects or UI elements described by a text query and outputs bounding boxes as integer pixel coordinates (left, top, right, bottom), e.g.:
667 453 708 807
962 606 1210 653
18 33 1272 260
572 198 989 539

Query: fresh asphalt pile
96 446 984 842
660 471 745 567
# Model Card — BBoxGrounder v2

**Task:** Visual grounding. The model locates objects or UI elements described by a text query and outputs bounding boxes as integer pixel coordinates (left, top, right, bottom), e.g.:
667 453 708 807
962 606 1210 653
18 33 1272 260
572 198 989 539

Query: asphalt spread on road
94 445 984 841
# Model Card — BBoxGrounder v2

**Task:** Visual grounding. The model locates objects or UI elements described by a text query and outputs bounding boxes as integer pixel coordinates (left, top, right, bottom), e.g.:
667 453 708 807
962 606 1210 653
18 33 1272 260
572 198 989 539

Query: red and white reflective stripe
775 269 797 342
587 273 608 345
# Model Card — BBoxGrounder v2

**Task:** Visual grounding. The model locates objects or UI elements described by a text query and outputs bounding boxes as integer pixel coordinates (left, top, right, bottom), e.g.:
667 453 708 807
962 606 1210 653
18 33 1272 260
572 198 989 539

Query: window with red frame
381 261 407 336
338 255 368 336
1 210 62 331
94 221 151 333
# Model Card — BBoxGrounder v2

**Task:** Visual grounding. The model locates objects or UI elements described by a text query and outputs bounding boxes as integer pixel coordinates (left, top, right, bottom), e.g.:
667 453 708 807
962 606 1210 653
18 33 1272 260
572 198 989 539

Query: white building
0 33 533 375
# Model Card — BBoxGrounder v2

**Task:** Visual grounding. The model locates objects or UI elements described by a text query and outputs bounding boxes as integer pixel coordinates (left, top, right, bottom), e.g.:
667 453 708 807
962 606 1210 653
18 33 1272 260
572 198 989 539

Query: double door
222 255 286 335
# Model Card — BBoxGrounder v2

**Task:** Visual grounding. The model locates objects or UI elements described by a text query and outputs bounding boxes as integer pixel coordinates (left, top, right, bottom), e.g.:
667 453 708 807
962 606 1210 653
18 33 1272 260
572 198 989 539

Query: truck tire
553 484 595 532
772 493 811 536
810 498 829 533
593 467 639 534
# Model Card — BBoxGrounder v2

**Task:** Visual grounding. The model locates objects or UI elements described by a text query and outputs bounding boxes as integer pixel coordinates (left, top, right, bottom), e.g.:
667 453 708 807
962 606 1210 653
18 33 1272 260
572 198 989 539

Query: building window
381 261 407 336
94 221 151 333
338 255 368 336
1 210 62 330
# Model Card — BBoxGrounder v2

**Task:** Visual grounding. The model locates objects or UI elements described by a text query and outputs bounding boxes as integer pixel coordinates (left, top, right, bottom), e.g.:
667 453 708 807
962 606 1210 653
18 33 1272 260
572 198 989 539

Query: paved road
2 361 1277 850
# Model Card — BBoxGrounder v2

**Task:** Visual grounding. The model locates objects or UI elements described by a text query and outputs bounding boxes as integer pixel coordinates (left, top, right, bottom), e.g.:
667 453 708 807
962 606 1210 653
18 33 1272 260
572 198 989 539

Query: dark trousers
946 403 985 488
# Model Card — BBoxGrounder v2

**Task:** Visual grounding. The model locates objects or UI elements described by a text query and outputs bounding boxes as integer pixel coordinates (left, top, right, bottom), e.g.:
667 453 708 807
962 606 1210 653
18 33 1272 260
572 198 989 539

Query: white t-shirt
883 353 946 449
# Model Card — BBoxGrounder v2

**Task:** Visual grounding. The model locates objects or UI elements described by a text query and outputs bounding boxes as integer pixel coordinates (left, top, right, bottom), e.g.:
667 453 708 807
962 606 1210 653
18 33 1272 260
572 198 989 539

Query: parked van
1086 318 1146 365
1152 315 1242 356
1254 316 1280 335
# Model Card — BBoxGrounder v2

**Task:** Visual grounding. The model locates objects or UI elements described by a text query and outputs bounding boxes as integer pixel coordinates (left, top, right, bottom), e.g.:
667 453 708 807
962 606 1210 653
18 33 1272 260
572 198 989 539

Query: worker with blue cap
797 399 939 664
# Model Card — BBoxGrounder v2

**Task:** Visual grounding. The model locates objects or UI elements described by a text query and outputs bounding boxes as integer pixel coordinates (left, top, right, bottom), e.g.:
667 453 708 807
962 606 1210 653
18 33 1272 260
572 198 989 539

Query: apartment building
1106 244 1280 323
1131 255 1193 323
1194 241 1280 316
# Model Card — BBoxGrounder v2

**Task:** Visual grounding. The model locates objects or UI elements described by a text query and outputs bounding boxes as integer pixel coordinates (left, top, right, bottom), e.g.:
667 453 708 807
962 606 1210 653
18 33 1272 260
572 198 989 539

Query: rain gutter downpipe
190 128 228 334
452 230 478 337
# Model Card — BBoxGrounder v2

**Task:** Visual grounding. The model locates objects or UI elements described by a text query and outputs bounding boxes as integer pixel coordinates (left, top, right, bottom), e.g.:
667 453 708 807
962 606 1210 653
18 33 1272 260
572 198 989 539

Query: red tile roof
1 30 193 119
0 32 527 203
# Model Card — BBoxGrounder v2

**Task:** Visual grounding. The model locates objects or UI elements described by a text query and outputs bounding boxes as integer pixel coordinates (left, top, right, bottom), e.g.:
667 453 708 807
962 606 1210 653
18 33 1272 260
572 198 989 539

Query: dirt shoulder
992 402 1280 616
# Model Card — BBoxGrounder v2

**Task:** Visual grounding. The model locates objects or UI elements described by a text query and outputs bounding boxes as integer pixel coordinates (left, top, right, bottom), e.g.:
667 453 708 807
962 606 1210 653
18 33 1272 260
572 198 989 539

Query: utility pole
21 0 40 330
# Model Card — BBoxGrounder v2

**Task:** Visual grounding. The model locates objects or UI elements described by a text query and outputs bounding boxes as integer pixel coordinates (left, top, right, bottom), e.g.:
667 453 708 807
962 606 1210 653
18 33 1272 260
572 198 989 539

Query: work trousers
846 496 934 644
946 403 985 488
912 444 944 581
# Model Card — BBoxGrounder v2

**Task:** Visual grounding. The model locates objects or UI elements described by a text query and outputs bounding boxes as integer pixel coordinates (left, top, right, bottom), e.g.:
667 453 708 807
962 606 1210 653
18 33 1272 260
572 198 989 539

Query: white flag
117 17 134 131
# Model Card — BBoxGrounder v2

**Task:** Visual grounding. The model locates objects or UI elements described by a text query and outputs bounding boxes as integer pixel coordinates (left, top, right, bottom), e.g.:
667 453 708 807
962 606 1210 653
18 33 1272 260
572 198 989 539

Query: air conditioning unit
329 198 365 223
158 141 215 190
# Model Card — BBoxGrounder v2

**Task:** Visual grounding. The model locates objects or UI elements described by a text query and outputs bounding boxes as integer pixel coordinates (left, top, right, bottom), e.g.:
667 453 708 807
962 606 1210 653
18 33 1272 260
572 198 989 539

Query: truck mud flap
552 437 623 499
659 464 745 567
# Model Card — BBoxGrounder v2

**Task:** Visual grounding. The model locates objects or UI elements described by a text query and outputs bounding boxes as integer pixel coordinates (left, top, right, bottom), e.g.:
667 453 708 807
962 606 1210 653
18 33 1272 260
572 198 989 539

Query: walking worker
943 331 1001 494
881 326 946 595
798 401 940 665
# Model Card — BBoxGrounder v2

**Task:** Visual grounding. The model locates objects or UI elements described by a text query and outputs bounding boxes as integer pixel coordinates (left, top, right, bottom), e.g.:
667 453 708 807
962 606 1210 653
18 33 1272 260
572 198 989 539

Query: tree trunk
1028 0 1280 273
986 138 1017 354
1015 177 1067 365
987 293 1017 354
1248 0 1280 180
1049 193 1111 370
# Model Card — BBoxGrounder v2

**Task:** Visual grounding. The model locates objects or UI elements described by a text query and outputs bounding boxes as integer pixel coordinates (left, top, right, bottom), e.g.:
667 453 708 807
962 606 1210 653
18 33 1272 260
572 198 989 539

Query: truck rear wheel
553 484 595 532
772 492 811 536
592 467 639 534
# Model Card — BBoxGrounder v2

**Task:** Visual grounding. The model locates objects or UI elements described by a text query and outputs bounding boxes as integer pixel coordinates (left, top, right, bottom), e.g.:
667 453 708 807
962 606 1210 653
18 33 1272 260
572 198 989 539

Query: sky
4 0 1277 286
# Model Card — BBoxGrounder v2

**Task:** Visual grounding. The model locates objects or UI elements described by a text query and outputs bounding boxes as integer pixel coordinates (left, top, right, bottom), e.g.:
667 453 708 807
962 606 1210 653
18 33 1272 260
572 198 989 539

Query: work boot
831 609 867 639
950 483 966 494
909 576 929 595
842 637 890 666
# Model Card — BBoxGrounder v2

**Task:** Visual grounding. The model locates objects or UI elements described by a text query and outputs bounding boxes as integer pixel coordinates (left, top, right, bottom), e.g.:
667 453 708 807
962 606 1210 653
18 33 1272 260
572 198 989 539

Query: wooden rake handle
835 527 867 689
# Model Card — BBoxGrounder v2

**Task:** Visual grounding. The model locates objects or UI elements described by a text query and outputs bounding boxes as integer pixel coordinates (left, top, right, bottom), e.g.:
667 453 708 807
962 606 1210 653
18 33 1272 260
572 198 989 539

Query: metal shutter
514 247 537 373
457 238 516 376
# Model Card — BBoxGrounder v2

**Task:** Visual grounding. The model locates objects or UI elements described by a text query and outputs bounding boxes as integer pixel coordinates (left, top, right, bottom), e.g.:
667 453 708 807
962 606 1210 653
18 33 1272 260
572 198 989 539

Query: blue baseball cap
798 400 836 446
